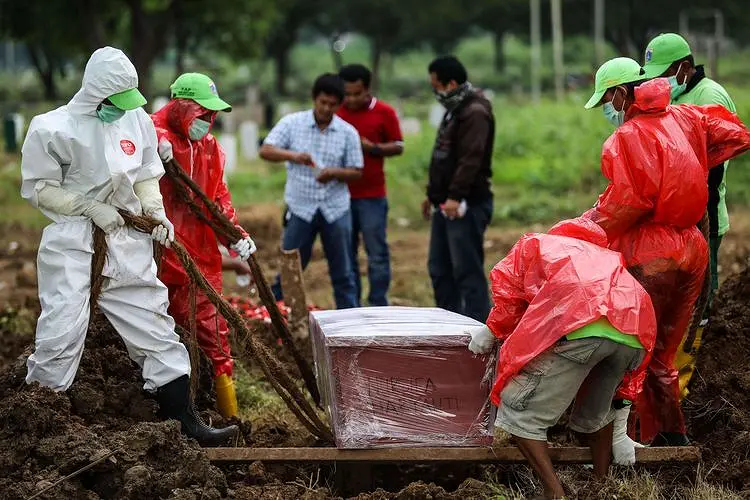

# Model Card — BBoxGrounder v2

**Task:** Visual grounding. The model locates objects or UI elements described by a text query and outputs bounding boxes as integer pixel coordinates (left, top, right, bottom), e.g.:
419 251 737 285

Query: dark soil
685 265 750 493
0 316 229 500
1 220 749 499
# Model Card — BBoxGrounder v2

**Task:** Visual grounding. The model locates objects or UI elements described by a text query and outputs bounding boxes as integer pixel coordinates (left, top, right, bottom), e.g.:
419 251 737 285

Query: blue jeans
428 197 493 322
271 210 358 309
351 198 391 306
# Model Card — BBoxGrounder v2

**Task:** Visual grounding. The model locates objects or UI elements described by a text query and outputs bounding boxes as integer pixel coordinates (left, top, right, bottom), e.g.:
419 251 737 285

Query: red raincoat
583 78 750 442
152 99 248 378
487 217 657 407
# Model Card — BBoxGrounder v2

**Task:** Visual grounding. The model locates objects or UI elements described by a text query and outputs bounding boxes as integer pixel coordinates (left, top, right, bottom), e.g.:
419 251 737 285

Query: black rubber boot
157 375 239 447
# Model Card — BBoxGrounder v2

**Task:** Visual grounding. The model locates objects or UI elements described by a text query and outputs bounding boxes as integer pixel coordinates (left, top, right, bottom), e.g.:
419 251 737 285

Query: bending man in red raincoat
469 217 656 500
581 57 750 446
152 73 257 418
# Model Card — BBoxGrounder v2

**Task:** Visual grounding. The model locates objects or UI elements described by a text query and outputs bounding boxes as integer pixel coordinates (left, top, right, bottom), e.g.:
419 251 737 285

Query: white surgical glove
612 406 645 465
468 325 496 355
231 236 257 260
158 139 174 163
149 208 175 248
82 201 126 234
132 176 173 247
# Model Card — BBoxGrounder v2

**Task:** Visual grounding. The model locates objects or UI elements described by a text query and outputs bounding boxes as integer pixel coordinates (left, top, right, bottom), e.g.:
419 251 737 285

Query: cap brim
109 88 147 111
195 95 232 112
584 89 606 109
643 62 672 79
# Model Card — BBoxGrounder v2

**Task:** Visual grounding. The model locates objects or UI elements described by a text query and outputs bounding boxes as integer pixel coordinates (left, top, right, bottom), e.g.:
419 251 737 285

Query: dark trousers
351 197 391 306
427 197 493 322
272 210 358 309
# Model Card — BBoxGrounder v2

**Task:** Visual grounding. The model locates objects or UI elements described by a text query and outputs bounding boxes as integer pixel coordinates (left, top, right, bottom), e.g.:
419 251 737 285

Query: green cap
643 33 692 79
584 57 645 109
108 88 147 111
170 73 232 112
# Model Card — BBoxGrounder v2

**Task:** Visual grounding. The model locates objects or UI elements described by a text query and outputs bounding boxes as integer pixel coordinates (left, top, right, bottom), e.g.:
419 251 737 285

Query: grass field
226 85 750 229
4 85 750 232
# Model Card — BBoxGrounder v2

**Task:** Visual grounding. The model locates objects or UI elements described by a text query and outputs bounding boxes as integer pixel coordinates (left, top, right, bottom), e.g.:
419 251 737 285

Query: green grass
227 85 750 227
1 85 749 229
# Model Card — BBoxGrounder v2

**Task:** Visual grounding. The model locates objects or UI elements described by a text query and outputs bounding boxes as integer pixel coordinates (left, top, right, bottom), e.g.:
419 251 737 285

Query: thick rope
120 211 332 441
682 212 712 353
162 159 321 406
90 226 108 310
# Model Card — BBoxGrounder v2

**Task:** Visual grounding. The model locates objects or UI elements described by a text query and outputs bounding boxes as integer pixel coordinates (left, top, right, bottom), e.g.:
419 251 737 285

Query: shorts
496 337 644 441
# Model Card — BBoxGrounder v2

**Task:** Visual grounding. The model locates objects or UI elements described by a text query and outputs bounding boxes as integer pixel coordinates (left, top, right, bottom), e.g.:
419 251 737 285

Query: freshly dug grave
685 265 750 493
0 316 230 500
4 266 750 498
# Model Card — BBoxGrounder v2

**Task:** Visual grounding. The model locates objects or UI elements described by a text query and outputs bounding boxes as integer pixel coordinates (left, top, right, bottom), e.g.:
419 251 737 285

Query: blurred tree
473 0 529 71
0 0 96 99
171 0 279 80
263 0 323 96
314 0 480 92
1 0 278 98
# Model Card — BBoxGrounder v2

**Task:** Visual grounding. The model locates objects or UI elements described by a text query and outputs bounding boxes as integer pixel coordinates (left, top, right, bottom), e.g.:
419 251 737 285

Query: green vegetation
2 83 749 230
227 85 750 227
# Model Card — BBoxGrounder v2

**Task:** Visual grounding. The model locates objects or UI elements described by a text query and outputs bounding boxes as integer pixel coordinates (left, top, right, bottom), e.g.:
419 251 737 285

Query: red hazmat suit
152 99 249 378
583 78 750 442
487 217 657 408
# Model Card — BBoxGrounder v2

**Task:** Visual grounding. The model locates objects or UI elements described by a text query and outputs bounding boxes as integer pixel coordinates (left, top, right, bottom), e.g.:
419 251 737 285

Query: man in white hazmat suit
20 46 238 447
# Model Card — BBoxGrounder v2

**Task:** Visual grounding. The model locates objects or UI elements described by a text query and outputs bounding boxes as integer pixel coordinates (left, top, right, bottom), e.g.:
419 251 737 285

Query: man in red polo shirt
337 64 404 306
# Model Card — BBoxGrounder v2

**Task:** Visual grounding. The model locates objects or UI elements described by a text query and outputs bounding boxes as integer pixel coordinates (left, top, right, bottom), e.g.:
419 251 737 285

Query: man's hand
316 168 336 184
421 199 432 221
292 152 315 167
361 137 376 153
83 202 126 234
468 325 496 355
149 209 175 248
612 407 645 465
441 198 461 219
233 259 253 276
231 236 257 260
158 139 174 163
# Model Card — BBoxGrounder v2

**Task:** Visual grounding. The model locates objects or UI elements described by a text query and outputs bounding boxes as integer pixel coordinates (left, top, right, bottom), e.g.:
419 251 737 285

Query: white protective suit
21 47 190 392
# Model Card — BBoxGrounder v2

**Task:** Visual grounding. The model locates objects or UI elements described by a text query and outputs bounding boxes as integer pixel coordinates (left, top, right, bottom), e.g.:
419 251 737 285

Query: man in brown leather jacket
422 56 495 322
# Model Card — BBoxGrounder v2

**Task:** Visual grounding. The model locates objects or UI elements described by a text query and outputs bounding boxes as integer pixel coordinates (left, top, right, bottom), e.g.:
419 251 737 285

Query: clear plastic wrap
310 307 496 449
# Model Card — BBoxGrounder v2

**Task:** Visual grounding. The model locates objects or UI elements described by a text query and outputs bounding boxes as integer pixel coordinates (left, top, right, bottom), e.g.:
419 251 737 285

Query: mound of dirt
0 306 37 370
0 316 229 500
686 266 750 492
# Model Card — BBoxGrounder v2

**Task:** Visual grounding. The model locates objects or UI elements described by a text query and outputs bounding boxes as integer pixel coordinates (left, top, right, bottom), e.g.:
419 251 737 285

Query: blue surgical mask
188 118 211 140
97 104 125 123
603 102 625 127
667 74 687 100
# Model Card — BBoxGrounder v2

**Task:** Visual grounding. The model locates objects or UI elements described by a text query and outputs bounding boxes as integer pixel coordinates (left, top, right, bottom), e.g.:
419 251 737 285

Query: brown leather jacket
427 91 494 205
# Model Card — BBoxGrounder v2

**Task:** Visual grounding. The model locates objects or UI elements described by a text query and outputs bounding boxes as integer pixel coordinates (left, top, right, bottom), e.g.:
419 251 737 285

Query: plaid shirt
264 110 364 223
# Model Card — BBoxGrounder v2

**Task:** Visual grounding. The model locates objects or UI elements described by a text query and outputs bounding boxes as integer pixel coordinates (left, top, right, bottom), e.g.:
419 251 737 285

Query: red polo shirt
337 98 403 199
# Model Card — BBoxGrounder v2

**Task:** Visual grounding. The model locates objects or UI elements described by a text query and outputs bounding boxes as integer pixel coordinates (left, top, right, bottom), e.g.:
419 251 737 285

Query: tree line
1 0 747 99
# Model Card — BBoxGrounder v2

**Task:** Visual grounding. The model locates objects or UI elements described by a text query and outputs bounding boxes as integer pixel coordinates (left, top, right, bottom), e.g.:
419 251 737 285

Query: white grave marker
239 121 259 160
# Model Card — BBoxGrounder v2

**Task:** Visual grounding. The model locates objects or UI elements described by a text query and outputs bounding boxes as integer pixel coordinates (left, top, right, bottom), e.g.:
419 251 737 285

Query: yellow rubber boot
215 373 239 418
676 325 704 400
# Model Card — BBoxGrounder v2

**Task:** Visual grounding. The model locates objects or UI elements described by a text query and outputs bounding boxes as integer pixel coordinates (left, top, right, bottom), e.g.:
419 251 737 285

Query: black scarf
434 82 474 111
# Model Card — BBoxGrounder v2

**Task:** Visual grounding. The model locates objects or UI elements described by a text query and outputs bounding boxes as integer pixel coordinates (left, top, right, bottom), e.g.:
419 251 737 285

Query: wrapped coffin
310 307 495 449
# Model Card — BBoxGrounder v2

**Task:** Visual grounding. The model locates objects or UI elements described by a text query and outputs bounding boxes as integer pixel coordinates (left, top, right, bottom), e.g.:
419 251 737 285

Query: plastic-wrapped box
310 307 495 449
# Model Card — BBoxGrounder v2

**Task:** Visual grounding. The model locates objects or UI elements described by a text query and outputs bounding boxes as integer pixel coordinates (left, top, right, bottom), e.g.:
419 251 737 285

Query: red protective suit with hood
583 78 750 442
152 98 249 378
487 217 657 407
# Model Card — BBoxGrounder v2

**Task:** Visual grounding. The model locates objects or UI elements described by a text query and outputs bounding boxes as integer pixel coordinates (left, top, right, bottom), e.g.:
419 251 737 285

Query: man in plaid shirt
260 73 364 309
